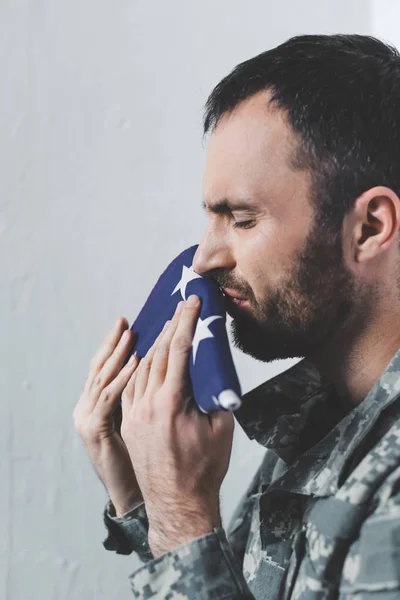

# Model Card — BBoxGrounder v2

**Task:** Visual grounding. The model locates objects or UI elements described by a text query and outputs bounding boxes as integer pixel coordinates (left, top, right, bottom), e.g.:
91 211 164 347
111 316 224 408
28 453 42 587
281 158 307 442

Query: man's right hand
73 317 143 516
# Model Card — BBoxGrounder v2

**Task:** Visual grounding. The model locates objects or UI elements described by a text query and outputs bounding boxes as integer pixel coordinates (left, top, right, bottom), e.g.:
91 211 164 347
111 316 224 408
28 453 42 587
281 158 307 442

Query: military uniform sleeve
341 487 400 598
127 466 263 599
102 499 154 563
128 527 255 599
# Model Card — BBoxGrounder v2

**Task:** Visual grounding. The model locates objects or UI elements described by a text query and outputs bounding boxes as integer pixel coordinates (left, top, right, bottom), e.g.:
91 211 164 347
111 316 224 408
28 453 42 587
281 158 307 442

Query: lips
222 288 248 301
221 288 251 313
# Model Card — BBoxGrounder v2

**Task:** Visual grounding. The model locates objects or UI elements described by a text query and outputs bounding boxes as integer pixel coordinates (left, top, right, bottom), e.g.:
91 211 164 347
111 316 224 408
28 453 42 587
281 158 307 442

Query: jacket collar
235 348 400 496
235 358 339 463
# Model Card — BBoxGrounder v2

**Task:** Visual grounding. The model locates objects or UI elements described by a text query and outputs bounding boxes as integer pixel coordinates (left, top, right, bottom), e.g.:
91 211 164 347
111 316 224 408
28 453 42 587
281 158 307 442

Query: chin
229 315 305 363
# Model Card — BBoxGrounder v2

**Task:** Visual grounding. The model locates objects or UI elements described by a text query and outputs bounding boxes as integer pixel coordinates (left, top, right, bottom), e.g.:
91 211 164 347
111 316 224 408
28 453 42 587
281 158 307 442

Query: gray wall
1 2 373 598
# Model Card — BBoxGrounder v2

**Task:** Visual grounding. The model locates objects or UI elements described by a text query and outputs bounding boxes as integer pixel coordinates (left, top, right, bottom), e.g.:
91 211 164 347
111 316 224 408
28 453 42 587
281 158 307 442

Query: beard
222 218 371 363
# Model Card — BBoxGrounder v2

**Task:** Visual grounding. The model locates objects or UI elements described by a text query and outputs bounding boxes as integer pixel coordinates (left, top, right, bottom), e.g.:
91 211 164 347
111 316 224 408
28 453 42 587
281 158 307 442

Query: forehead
203 92 300 204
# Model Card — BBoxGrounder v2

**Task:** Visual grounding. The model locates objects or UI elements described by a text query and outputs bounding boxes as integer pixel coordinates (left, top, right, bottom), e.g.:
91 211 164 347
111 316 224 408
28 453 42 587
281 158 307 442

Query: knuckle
72 414 87 437
104 340 115 353
154 342 168 357
141 356 152 370
93 374 104 388
164 391 182 412
166 386 181 402
98 345 112 363
72 408 109 444
171 335 189 353
99 387 113 403
88 366 101 385
116 339 129 355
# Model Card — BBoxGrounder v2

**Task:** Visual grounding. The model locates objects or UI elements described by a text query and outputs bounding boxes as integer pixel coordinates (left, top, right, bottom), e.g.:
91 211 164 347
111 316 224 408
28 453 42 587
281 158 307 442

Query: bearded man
74 34 400 599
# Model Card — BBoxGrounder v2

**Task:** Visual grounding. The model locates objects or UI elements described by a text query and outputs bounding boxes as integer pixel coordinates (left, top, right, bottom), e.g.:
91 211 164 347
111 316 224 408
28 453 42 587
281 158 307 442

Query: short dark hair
204 34 400 232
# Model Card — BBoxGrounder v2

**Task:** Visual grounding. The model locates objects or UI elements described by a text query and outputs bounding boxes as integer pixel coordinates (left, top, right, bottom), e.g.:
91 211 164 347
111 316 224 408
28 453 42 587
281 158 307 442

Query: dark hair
203 34 400 232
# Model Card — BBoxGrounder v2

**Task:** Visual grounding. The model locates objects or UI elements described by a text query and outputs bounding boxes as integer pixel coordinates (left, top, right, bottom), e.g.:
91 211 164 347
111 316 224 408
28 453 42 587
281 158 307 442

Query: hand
73 317 143 516
120 296 235 557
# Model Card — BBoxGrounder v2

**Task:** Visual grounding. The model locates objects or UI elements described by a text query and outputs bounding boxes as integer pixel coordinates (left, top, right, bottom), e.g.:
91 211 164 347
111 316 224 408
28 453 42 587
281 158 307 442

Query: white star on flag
192 315 223 363
171 264 202 300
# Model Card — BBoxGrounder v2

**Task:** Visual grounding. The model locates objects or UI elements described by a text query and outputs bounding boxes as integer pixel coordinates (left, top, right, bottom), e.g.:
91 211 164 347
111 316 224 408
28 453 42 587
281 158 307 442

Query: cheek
238 235 270 302
239 225 298 300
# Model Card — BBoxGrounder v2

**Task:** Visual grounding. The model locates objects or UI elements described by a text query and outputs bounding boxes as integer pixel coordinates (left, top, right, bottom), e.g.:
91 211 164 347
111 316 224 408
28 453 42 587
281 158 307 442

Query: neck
308 297 400 407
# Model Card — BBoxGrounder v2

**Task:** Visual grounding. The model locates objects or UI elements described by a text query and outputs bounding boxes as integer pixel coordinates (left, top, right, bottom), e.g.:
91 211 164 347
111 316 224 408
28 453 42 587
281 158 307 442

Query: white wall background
1 2 375 598
371 0 400 49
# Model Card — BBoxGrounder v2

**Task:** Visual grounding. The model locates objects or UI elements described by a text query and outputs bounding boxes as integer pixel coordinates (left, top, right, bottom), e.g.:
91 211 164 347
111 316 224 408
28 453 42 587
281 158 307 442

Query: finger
147 301 188 392
86 326 137 409
134 302 184 401
165 295 201 398
84 317 131 393
122 317 173 413
92 352 140 418
121 363 137 414
121 313 179 414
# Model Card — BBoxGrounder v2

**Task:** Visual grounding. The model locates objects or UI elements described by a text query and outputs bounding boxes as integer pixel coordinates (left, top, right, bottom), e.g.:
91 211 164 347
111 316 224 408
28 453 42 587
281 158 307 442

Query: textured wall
1 2 371 598
371 0 400 48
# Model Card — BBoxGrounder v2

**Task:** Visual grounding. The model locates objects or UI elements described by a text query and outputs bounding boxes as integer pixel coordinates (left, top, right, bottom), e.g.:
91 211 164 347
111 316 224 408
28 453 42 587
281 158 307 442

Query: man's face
193 91 358 363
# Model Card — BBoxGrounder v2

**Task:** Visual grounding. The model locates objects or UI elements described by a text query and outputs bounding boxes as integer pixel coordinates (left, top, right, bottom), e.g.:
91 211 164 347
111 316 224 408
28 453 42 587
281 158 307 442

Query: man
73 34 400 599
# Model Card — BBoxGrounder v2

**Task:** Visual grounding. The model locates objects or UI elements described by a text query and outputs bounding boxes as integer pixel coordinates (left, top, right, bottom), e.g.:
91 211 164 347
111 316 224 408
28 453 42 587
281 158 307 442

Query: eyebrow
201 198 258 215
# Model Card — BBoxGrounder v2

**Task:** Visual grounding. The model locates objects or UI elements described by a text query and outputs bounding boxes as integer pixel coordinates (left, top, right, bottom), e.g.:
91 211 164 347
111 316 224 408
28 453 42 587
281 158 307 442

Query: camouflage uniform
102 350 400 599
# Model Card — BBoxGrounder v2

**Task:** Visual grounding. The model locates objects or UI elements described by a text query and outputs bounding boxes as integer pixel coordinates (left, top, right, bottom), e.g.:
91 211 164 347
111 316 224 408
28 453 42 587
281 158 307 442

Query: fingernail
122 330 130 342
186 295 199 307
163 320 171 330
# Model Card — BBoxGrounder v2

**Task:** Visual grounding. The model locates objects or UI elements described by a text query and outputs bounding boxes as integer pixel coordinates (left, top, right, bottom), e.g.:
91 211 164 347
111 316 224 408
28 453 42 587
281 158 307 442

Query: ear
344 186 400 265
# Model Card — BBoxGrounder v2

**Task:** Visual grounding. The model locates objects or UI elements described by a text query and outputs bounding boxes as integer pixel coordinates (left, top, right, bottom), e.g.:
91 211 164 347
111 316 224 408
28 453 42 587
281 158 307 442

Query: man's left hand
120 294 235 557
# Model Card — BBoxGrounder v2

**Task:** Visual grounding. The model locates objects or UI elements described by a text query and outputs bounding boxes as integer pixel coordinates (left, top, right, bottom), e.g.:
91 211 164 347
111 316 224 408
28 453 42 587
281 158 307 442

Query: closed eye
233 220 256 229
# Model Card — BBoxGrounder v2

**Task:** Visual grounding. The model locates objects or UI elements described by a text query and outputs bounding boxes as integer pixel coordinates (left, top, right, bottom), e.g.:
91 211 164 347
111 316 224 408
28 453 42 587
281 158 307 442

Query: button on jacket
102 350 400 599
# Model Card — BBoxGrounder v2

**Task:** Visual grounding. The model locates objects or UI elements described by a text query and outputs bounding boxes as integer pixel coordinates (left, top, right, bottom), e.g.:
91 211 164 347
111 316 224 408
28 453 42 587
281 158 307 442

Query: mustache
210 277 249 298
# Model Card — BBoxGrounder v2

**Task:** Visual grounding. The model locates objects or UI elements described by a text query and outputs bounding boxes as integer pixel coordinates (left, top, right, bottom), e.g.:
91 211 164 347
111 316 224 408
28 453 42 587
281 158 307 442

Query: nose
192 229 235 276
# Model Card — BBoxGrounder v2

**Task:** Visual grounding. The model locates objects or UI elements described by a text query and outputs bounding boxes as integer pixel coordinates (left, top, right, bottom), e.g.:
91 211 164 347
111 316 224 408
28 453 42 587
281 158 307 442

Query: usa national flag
125 244 242 413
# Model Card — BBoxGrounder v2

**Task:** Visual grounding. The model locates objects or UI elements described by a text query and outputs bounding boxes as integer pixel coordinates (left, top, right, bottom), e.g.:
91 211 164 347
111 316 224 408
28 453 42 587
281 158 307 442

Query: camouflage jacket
102 349 400 599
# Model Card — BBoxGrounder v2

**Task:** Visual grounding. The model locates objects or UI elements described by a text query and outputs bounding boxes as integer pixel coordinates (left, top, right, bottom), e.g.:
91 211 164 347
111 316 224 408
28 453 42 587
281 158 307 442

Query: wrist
148 522 214 557
147 503 221 557
110 492 144 517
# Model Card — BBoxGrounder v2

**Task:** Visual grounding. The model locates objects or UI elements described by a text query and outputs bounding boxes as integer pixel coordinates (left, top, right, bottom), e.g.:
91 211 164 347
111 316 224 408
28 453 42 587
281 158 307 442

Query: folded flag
125 244 242 413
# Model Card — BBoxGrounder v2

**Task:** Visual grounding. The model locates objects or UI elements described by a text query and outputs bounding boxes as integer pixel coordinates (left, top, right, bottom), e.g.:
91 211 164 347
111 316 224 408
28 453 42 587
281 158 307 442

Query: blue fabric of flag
126 244 242 413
